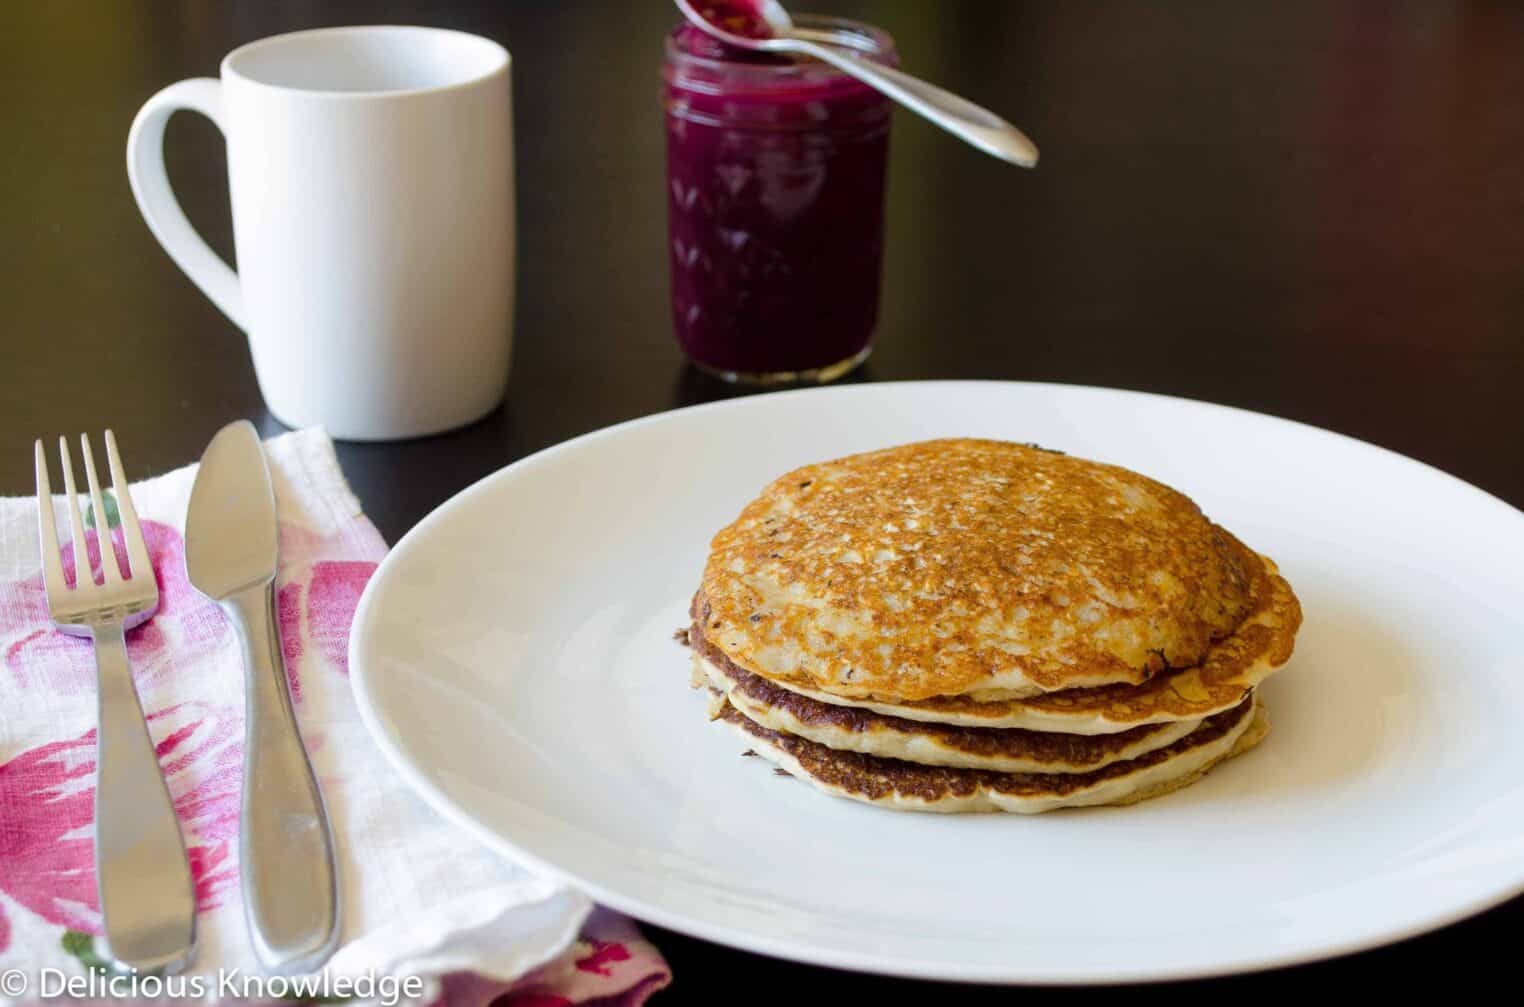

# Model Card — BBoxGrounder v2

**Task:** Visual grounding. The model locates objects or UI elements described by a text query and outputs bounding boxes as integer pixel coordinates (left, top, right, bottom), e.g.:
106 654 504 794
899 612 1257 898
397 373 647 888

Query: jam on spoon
693 0 778 39
674 0 785 63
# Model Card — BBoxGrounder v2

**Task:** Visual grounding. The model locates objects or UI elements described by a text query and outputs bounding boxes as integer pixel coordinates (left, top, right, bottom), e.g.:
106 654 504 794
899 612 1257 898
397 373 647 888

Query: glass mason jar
663 17 897 384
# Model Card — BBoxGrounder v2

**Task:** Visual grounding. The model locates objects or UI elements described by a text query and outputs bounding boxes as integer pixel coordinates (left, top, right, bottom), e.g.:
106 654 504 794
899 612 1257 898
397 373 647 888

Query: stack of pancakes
686 439 1302 813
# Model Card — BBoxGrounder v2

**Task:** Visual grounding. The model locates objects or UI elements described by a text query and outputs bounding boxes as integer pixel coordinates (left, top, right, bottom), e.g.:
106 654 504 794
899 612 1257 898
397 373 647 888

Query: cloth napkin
0 428 669 1006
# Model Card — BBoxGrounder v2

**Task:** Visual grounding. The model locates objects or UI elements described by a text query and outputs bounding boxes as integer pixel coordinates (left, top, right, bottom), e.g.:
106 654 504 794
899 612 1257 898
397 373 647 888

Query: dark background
3 1 1522 999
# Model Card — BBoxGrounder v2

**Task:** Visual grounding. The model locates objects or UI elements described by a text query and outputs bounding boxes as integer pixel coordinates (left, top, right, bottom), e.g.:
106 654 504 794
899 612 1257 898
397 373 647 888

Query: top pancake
700 439 1260 703
695 551 1300 734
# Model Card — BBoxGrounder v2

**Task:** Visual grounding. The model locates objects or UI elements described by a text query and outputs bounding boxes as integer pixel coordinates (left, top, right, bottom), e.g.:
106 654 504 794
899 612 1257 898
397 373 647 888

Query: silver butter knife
185 421 338 974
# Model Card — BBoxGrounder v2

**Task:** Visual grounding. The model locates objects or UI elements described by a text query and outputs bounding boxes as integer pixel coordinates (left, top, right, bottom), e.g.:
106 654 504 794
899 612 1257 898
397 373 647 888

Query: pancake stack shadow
684 439 1303 814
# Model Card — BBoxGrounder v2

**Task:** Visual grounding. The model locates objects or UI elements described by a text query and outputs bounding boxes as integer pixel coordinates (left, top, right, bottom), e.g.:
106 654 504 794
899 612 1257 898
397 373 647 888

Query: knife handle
225 583 339 974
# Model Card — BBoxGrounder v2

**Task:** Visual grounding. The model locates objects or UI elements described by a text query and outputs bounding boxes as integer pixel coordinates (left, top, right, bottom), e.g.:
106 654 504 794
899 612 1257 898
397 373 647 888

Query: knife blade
185 420 339 975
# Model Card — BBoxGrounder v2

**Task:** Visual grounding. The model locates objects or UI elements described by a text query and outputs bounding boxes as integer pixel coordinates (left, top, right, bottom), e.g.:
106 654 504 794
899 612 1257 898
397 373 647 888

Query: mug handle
126 79 246 330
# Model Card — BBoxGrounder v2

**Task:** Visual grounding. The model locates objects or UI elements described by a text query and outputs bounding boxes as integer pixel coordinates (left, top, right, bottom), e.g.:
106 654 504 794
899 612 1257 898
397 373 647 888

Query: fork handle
224 583 339 975
92 623 197 973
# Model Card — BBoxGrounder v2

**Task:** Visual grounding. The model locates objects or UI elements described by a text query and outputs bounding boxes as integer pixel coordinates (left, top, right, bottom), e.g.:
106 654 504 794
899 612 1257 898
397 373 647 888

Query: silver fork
35 431 196 974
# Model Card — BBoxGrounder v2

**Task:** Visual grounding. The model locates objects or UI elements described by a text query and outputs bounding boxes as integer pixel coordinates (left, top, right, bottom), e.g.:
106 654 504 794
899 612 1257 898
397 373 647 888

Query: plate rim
348 379 1524 984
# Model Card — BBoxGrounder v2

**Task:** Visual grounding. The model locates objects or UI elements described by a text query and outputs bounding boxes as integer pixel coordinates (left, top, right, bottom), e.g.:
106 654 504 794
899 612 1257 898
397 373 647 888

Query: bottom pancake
714 693 1268 814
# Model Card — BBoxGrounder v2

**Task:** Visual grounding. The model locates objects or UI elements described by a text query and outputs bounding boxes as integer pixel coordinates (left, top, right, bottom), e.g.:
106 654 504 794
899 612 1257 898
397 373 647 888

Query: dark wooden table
5 1 1522 999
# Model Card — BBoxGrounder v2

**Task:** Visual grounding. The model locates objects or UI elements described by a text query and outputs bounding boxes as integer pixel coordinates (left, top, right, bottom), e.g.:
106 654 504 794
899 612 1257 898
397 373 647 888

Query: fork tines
34 431 151 595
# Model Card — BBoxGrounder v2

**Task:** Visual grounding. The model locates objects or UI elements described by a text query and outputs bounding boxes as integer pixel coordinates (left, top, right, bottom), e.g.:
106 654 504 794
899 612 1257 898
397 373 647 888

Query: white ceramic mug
127 26 514 441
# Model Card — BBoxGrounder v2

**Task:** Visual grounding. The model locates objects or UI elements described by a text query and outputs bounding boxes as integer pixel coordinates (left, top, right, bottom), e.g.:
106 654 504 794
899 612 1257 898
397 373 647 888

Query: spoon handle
793 40 1039 168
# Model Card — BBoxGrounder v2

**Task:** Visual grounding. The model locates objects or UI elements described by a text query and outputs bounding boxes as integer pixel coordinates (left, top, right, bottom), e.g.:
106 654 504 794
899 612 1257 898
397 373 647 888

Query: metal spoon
674 0 1038 167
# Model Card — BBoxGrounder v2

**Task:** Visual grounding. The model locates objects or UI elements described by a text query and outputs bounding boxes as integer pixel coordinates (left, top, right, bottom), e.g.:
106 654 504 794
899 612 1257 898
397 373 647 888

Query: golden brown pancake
714 693 1268 814
710 553 1299 733
700 439 1263 703
691 550 1299 734
695 643 1203 773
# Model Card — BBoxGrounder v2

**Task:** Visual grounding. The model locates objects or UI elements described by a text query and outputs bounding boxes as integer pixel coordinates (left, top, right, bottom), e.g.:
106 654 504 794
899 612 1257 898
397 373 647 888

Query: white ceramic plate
350 381 1524 984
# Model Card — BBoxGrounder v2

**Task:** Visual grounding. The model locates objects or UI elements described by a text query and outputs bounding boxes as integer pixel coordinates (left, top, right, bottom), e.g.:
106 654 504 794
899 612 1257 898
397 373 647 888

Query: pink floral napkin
0 429 668 1005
